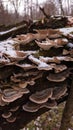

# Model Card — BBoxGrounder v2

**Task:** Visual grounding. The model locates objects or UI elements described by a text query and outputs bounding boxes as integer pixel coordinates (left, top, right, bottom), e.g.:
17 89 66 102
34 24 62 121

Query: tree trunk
58 0 64 15
60 76 73 130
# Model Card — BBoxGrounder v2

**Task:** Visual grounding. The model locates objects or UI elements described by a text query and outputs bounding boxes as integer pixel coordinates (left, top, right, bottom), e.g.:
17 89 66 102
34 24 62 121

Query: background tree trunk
60 76 73 130
58 0 64 15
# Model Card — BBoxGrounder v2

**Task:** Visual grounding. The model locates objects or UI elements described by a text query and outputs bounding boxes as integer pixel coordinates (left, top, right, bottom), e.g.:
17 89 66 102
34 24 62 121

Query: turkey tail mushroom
29 88 53 104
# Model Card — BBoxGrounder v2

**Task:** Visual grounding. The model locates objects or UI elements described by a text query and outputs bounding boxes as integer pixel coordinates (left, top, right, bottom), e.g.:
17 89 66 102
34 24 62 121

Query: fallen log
0 23 73 130
0 24 28 40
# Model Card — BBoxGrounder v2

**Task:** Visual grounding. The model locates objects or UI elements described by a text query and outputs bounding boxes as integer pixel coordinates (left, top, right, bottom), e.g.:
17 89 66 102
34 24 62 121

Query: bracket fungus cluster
0 17 73 130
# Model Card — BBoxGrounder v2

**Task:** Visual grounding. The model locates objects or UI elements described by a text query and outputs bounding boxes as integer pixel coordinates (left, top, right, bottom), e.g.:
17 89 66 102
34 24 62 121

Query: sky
3 0 47 14
2 0 72 15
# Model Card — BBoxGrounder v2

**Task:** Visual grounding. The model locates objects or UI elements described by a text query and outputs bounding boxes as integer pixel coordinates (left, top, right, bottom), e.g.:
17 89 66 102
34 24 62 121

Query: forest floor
23 102 73 130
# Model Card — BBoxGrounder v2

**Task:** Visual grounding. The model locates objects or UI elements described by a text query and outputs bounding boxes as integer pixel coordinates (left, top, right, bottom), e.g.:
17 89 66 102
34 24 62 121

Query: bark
60 76 73 130
58 0 64 15
0 24 28 40
39 7 51 19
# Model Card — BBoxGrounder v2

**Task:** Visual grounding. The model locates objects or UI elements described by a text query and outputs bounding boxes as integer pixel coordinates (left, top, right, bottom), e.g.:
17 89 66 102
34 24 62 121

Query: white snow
28 55 40 65
59 27 73 35
67 43 73 48
5 50 17 57
0 27 17 35
56 56 73 61
28 55 53 70
38 62 52 70
24 51 37 55
40 56 54 63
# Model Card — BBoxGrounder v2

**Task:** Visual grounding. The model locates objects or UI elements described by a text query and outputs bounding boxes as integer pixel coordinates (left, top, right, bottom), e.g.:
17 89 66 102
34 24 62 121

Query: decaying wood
0 16 73 130
0 15 72 41
0 24 28 40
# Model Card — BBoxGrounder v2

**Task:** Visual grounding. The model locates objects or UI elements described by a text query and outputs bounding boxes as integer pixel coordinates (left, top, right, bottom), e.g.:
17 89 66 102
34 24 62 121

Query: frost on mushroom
4 50 28 61
15 63 37 70
28 55 53 70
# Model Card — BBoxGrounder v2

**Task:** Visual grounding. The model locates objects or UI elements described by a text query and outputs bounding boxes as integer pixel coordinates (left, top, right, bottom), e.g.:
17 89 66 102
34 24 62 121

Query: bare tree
58 0 64 15
60 77 73 130
8 0 21 19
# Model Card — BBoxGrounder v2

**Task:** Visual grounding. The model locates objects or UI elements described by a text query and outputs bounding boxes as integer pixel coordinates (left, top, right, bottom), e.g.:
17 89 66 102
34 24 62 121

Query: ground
22 102 73 130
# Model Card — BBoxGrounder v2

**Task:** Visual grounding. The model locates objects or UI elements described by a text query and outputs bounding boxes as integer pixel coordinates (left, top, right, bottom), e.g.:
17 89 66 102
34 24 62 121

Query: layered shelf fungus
0 16 73 130
29 88 53 104
35 38 68 50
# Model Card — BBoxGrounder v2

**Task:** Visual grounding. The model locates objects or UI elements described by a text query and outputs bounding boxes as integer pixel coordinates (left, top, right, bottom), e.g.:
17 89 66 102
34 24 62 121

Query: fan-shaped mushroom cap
34 29 60 36
34 33 47 41
54 38 68 46
26 72 43 86
2 111 12 119
28 55 41 65
4 50 27 61
28 55 53 70
0 98 8 106
16 33 34 45
52 64 67 73
63 49 73 57
19 82 28 88
0 58 10 66
11 76 21 83
29 88 53 104
35 38 67 50
22 101 41 112
56 56 73 62
2 89 22 103
15 63 36 70
24 50 37 55
18 88 30 94
52 85 67 100
42 100 57 109
47 70 70 82
35 40 54 50
34 29 50 35
63 49 70 55
34 29 59 40
70 49 73 57
13 70 39 78
6 116 16 123
40 56 73 64
12 84 29 93
39 56 60 64
0 93 8 106
38 62 53 71
10 106 19 112
46 38 63 48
